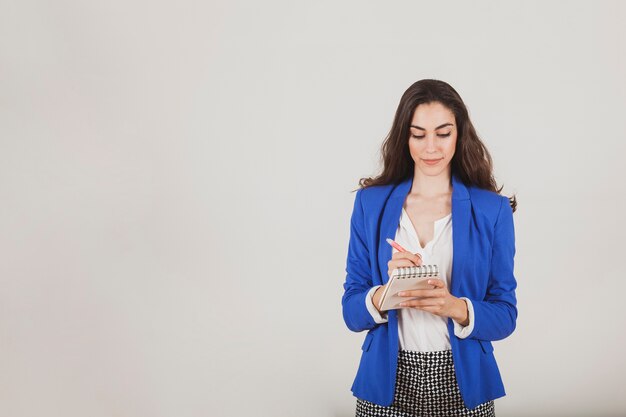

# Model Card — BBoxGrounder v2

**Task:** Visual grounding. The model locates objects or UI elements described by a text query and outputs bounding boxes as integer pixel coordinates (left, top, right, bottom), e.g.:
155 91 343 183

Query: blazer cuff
453 297 475 339
365 285 389 323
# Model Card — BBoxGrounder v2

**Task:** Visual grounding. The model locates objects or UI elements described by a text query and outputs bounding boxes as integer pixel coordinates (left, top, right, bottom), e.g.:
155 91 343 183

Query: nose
425 135 438 153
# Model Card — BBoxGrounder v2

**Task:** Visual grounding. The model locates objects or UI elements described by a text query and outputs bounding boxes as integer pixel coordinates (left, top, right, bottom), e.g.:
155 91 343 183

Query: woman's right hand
372 251 423 312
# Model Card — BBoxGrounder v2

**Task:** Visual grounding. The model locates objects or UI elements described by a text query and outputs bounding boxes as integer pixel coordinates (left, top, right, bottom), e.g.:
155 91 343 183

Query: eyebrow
410 123 454 131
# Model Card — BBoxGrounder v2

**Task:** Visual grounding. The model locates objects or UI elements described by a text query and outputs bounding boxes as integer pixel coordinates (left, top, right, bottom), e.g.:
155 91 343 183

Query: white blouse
365 207 475 351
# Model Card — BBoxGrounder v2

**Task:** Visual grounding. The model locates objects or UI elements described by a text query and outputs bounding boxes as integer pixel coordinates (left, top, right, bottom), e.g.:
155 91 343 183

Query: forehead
410 102 455 128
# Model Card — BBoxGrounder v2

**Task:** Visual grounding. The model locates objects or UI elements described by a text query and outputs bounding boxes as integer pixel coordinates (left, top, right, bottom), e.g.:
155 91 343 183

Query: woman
342 79 517 417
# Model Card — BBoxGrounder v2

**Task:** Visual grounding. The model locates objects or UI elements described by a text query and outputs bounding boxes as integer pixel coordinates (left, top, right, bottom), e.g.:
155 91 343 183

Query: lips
422 158 443 165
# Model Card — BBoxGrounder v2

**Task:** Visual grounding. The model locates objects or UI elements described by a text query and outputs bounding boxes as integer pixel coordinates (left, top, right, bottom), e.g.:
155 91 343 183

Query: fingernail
398 292 405 296
399 302 406 306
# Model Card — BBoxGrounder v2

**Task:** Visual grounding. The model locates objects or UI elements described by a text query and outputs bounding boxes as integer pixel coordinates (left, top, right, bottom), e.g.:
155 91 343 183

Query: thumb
428 279 444 288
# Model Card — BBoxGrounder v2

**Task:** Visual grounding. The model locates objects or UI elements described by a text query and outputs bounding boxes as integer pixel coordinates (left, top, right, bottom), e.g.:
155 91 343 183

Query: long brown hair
357 79 517 212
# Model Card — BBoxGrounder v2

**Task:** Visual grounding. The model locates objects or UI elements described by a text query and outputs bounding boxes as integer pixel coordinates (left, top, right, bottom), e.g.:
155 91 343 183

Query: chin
418 164 450 177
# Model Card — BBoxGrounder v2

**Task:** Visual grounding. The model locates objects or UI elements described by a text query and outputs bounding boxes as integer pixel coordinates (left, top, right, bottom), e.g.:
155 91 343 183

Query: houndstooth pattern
355 349 495 417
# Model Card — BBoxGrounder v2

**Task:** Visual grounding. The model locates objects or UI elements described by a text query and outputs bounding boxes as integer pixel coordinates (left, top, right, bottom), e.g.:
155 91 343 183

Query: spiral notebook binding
396 264 439 278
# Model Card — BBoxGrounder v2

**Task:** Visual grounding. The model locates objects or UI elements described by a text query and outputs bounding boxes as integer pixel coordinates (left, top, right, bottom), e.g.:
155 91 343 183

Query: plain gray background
1 1 625 416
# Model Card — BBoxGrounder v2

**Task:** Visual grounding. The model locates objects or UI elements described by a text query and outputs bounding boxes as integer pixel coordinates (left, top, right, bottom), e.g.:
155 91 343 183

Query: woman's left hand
398 279 469 325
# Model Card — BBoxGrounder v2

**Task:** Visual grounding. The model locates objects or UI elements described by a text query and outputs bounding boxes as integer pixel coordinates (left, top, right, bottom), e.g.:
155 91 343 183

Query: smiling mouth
422 158 443 166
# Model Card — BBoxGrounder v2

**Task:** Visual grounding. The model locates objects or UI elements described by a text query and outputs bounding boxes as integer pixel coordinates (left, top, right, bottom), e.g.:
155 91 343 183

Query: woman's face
408 101 457 178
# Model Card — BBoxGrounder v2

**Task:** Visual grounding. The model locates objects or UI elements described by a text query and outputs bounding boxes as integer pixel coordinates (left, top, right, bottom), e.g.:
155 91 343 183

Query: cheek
446 138 457 156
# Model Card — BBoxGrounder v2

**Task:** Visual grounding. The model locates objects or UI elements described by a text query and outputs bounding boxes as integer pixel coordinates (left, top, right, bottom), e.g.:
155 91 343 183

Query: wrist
372 286 383 312
452 297 469 326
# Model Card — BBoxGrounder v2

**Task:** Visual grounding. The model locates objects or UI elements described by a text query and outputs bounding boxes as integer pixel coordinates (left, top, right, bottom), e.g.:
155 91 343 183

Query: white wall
1 1 625 416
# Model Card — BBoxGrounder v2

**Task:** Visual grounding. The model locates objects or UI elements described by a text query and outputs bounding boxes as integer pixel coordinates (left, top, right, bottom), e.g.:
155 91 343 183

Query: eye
411 133 451 139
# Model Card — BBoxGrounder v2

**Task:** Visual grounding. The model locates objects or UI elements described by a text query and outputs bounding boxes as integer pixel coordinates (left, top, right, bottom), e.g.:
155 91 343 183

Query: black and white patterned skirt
355 349 495 417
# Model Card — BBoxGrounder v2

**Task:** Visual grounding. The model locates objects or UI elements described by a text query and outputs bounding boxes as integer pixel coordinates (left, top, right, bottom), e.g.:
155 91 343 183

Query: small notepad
379 264 439 311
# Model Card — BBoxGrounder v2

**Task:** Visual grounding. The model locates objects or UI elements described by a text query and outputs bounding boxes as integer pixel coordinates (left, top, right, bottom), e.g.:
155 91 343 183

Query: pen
386 238 422 260
385 238 407 253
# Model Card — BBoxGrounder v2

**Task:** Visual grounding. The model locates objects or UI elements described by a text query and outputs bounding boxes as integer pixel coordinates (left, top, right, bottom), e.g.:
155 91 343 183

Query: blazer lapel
377 177 412 283
450 174 470 295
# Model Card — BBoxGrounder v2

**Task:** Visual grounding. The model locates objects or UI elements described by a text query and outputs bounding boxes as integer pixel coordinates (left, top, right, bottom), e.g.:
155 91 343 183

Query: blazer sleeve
465 195 518 341
341 189 380 333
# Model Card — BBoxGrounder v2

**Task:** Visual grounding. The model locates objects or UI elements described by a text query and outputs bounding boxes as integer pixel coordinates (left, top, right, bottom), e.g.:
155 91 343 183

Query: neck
410 170 453 197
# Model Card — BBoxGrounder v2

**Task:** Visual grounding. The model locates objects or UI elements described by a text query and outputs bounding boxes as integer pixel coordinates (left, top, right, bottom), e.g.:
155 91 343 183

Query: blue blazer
342 173 517 409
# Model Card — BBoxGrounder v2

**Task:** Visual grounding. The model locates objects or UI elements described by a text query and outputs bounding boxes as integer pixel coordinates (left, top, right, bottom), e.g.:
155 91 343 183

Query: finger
391 251 422 266
388 259 420 275
399 298 445 308
388 259 420 276
427 279 445 288
417 305 445 315
397 289 446 298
